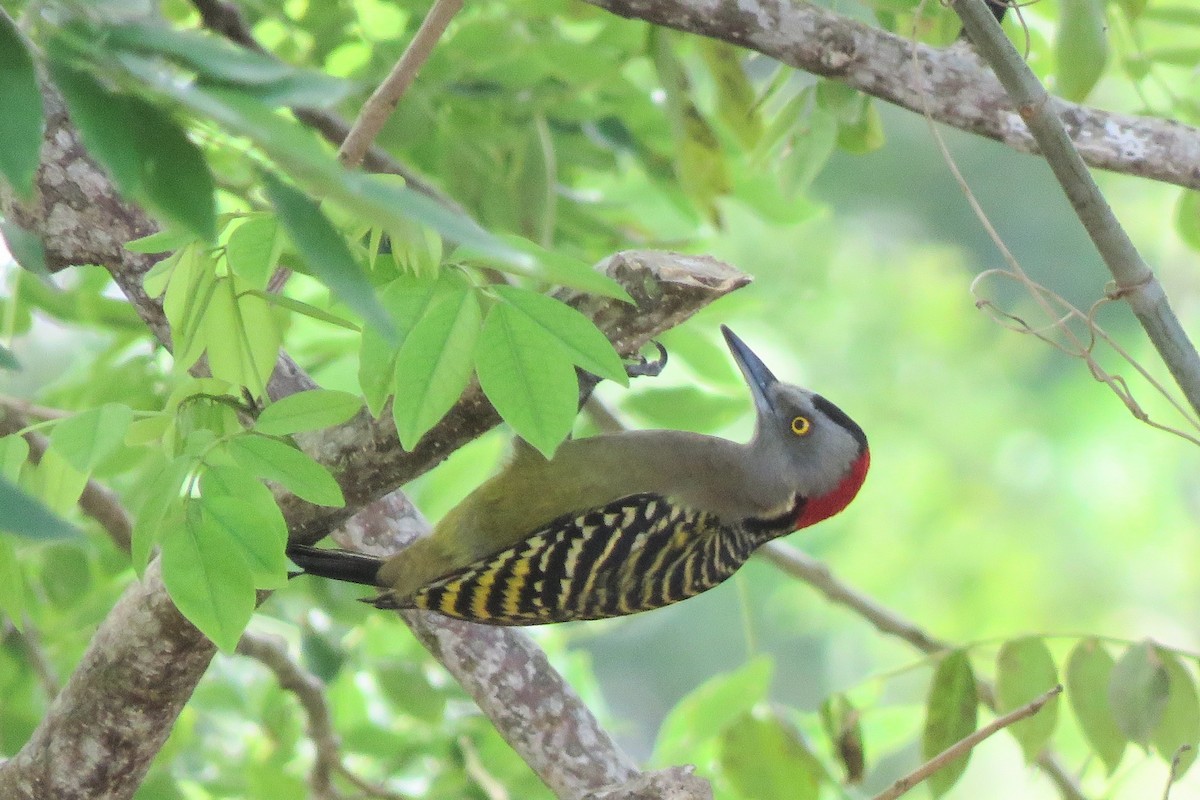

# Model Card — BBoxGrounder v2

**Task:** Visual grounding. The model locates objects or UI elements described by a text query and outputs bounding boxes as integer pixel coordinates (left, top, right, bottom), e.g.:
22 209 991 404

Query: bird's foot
625 340 668 378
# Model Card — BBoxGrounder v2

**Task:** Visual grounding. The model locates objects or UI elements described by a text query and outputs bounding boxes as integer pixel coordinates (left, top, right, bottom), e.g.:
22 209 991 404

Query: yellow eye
790 416 811 436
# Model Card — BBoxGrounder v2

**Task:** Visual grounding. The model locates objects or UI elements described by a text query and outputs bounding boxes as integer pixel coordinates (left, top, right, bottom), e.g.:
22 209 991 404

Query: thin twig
952 0 1200 419
3 619 60 699
190 0 464 211
759 542 950 654
338 0 465 169
1163 746 1193 800
872 685 1063 800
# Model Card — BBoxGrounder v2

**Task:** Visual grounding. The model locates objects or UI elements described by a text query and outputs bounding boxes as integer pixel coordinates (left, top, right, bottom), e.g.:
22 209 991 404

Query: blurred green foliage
1 0 1199 798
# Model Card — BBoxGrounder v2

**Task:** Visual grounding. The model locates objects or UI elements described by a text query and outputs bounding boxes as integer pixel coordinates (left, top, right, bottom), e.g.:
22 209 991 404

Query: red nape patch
794 448 870 530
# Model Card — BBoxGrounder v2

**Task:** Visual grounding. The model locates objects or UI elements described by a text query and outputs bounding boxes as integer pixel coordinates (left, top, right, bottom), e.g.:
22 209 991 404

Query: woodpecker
288 326 869 625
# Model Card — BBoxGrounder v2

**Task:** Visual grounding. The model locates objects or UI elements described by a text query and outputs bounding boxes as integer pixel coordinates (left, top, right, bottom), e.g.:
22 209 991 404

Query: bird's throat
794 448 870 530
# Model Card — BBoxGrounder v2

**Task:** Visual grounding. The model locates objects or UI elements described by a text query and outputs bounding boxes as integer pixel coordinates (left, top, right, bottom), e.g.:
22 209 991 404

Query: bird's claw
625 340 668 379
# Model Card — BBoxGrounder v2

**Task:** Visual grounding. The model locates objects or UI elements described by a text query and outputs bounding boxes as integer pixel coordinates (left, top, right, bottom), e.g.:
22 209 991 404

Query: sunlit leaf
923 650 978 797
31 448 88 516
225 215 283 291
1108 640 1170 746
492 285 626 384
254 390 362 435
996 637 1060 763
130 455 193 575
160 502 255 651
0 436 29 482
391 285 482 449
475 300 579 458
359 274 450 416
198 494 288 589
1175 190 1200 252
202 276 280 399
125 228 199 255
226 435 345 507
163 244 218 368
49 403 134 473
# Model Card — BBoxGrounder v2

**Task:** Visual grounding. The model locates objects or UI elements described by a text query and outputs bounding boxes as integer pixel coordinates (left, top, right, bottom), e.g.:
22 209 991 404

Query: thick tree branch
580 0 1200 192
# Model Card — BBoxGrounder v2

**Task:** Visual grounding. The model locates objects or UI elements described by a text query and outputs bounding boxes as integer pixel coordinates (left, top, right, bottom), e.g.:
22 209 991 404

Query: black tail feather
286 544 384 588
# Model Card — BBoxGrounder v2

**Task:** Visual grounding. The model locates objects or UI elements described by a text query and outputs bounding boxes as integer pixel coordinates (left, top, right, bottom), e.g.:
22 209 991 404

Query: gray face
735 383 866 517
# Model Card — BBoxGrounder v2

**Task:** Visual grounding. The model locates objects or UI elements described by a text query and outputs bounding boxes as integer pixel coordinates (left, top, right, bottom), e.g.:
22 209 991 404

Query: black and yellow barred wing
379 493 766 625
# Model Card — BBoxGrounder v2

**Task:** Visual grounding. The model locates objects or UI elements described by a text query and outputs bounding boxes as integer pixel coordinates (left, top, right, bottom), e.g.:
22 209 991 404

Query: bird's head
722 325 869 530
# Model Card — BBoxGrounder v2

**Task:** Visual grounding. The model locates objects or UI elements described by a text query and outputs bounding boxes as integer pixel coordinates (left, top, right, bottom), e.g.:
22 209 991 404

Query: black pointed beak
721 325 777 416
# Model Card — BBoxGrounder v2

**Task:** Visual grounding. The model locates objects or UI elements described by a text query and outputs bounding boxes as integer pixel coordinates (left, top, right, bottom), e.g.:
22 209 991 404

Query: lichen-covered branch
580 0 1200 192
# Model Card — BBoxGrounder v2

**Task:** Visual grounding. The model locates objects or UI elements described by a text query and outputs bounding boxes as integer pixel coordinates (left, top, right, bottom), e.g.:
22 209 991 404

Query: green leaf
493 285 626 384
197 494 288 589
104 22 295 85
0 435 29 482
1056 0 1109 102
0 13 44 199
719 710 823 800
1066 640 1125 773
819 694 865 784
0 475 81 540
1175 190 1200 252
1108 640 1170 746
1153 649 1200 777
226 435 345 507
49 403 134 473
110 75 519 268
225 215 283 291
254 390 362 435
0 221 47 276
475 301 579 458
995 637 1060 763
922 650 978 798
0 343 19 372
202 276 280 398
699 40 762 149
1142 47 1200 67
377 663 447 723
160 502 255 651
130 101 218 242
391 285 482 449
0 536 26 628
200 464 287 563
262 170 393 337
836 99 885 155
31 448 88 516
359 275 445 416
242 290 359 332
130 455 194 575
162 245 218 370
781 109 838 197
455 235 633 303
125 228 199 254
654 656 773 766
